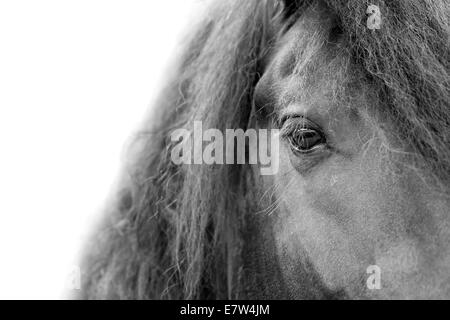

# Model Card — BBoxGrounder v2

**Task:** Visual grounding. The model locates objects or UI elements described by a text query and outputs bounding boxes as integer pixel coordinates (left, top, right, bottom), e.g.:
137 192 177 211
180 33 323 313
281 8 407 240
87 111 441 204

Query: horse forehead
256 45 351 118
257 30 350 113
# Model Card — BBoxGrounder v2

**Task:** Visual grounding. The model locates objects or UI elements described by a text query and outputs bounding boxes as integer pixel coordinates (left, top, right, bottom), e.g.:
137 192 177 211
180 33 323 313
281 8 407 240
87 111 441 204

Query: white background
0 0 204 299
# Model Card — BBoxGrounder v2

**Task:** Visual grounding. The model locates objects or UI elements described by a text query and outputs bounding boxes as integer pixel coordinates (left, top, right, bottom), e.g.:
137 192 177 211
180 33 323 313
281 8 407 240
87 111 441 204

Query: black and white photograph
0 0 449 303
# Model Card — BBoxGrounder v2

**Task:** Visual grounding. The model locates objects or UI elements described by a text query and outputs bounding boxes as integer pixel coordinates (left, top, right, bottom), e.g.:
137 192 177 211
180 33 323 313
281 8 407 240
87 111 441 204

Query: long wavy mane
80 0 450 299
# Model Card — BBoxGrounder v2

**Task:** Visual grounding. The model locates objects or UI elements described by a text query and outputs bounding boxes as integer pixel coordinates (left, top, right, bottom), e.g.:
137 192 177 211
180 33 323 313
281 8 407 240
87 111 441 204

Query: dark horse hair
80 0 449 299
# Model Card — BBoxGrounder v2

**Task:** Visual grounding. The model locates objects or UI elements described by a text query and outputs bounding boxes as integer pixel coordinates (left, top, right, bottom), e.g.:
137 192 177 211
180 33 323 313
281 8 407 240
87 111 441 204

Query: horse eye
281 118 327 154
289 128 325 153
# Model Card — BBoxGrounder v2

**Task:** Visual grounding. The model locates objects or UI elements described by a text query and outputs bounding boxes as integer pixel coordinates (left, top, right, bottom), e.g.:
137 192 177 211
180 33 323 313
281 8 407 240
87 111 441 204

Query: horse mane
80 0 450 299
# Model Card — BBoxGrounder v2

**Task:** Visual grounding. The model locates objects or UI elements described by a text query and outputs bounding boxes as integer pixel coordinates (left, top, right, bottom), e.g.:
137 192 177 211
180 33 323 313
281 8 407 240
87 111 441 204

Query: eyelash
280 116 328 154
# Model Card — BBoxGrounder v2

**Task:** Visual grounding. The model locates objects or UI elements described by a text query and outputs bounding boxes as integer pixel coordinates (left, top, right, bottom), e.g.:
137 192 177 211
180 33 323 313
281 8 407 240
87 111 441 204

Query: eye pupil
281 117 327 154
291 128 324 152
